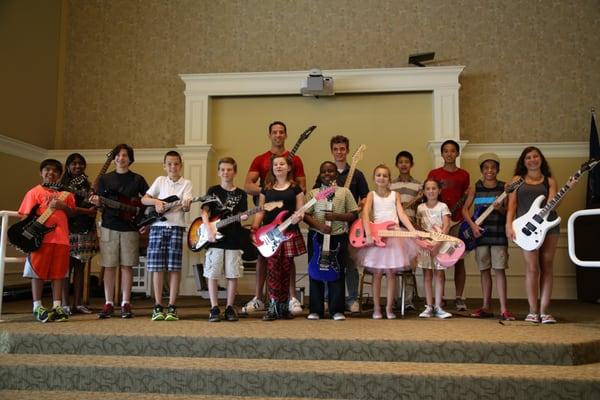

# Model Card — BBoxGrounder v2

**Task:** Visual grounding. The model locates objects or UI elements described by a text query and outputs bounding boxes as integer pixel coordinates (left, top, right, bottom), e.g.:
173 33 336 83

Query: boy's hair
112 143 135 164
264 155 295 189
40 159 63 175
164 150 182 163
268 120 287 134
440 140 460 154
330 135 349 150
395 150 414 165
217 156 237 172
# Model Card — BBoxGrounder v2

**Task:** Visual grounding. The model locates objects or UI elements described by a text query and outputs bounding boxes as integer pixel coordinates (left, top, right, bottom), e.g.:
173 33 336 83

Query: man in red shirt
427 140 470 311
243 121 306 316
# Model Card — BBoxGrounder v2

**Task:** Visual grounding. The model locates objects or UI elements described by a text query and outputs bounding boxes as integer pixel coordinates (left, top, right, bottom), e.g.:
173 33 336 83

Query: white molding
462 142 588 159
0 134 46 162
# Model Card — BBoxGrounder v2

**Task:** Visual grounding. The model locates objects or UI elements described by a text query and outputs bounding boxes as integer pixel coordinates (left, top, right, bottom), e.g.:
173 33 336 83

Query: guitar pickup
533 215 544 224
525 222 537 232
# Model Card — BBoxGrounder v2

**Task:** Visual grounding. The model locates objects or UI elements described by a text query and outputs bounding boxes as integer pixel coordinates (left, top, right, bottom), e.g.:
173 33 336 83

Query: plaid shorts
279 229 307 258
146 226 185 272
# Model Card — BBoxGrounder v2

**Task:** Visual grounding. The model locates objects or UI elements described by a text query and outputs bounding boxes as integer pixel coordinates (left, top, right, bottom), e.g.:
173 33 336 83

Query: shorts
23 244 69 280
203 248 244 280
475 245 508 270
146 226 184 272
98 227 139 268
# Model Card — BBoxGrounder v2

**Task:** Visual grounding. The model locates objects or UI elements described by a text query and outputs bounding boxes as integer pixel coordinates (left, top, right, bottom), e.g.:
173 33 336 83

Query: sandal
541 314 557 324
525 313 540 323
470 308 494 318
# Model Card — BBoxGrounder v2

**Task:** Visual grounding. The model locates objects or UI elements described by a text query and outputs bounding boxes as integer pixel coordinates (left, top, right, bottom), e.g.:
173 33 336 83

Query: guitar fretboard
216 206 262 228
37 192 70 224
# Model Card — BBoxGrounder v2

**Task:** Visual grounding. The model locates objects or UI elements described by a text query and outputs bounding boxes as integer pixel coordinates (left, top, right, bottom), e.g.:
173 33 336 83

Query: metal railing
0 210 25 320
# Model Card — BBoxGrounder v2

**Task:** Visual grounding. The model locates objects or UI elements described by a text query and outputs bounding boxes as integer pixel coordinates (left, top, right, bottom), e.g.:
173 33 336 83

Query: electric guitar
448 191 468 228
349 219 465 267
512 159 599 251
287 125 316 162
8 191 71 253
458 178 524 251
91 150 116 193
308 189 340 282
95 193 175 225
343 144 367 189
139 195 223 228
254 186 335 258
187 201 283 252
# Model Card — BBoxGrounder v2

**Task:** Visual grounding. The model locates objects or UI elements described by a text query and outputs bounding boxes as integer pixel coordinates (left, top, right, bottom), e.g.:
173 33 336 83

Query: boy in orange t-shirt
17 159 75 322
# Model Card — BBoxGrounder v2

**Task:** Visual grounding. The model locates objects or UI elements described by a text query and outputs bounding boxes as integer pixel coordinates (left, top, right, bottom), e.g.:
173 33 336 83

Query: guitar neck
343 164 357 189
278 197 317 233
378 229 458 242
287 140 302 161
322 201 333 250
37 192 70 224
473 192 508 225
216 205 262 228
92 157 113 191
99 196 139 213
539 181 575 218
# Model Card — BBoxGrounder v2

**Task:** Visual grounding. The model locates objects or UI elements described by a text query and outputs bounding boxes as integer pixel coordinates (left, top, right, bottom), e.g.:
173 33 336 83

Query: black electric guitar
95 193 177 225
8 191 71 253
287 125 316 162
138 194 223 228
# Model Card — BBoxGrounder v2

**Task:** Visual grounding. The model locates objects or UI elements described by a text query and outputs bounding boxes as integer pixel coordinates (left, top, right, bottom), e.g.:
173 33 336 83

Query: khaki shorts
203 248 244 280
98 227 139 267
475 245 508 270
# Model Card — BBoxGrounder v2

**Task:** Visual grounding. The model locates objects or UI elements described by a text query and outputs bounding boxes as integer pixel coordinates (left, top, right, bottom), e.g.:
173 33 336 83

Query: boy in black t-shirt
201 157 249 322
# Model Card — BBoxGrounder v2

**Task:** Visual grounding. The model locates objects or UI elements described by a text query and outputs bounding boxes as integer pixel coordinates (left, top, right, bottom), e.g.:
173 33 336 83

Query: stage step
0 390 324 400
0 353 599 399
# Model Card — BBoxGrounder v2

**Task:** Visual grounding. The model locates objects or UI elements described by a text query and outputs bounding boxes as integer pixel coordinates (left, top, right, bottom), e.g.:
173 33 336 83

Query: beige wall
0 0 62 148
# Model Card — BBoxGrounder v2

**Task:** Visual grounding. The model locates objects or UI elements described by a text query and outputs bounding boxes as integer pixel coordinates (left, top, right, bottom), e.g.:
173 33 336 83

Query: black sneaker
208 306 221 322
224 306 239 322
98 303 114 319
151 304 165 321
51 305 69 322
165 304 179 321
121 303 134 319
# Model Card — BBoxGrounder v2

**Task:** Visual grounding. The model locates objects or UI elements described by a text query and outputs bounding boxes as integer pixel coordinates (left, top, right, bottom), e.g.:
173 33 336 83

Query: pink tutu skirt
356 235 419 272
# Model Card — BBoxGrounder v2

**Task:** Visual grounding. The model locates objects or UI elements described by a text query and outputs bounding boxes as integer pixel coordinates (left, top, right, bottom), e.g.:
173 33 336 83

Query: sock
106 301 114 306
121 300 129 307
53 300 61 309
33 300 42 312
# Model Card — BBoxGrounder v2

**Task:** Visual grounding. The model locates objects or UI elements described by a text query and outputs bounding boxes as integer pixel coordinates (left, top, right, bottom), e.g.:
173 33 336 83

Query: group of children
17 135 570 325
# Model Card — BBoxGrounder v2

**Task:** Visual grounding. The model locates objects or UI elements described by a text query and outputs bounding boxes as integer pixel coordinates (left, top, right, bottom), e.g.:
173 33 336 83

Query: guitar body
436 240 466 267
512 195 561 251
254 210 294 257
8 205 56 253
458 206 485 251
349 219 395 248
308 233 341 282
187 216 225 252
136 195 180 227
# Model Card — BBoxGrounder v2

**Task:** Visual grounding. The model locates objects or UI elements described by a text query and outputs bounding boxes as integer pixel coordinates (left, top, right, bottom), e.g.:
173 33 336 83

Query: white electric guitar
512 159 599 251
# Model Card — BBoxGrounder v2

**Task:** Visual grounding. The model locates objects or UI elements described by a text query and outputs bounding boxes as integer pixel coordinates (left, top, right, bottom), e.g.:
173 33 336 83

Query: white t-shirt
416 201 450 232
146 176 193 227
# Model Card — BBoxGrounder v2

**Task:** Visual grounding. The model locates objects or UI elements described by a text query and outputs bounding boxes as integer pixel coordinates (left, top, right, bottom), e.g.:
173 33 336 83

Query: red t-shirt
18 185 76 245
427 167 470 222
248 150 305 185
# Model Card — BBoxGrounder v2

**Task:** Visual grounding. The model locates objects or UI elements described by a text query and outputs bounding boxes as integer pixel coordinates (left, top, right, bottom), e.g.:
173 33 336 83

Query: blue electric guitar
308 188 340 282
459 178 524 251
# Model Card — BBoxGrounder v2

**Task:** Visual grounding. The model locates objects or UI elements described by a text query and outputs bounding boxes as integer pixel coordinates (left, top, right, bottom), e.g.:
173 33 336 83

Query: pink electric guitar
349 219 465 267
254 186 336 258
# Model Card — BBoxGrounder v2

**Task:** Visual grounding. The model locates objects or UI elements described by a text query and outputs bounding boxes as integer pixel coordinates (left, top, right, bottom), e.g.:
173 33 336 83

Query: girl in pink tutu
358 164 420 319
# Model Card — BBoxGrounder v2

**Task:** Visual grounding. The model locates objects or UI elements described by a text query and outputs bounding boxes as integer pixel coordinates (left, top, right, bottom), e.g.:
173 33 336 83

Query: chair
359 269 417 316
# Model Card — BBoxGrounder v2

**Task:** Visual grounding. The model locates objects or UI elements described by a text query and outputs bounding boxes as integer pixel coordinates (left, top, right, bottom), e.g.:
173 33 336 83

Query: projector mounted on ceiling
301 69 334 97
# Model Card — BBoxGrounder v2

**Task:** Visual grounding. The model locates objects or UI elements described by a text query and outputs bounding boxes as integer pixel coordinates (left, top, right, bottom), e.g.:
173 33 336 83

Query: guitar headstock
351 144 367 164
315 186 336 201
263 201 283 211
298 125 317 142
506 177 525 193
580 158 600 173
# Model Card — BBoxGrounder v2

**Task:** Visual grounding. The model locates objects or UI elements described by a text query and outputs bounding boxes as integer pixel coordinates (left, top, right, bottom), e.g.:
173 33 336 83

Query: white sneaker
419 305 434 318
347 300 360 313
241 297 265 314
307 313 320 320
434 306 452 319
289 297 303 315
333 312 346 321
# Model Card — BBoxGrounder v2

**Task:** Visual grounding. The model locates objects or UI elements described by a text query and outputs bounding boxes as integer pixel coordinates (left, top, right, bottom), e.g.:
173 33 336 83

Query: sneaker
98 303 114 319
165 305 179 321
224 306 238 322
307 313 320 320
419 305 434 318
262 301 278 321
333 312 346 321
471 308 494 318
151 305 165 321
501 311 516 321
346 300 360 314
372 310 383 320
241 297 265 314
525 313 540 323
120 303 133 319
455 298 467 311
51 305 69 322
289 297 303 316
33 305 50 323
208 306 221 322
541 314 557 324
434 306 452 319
75 305 92 314
62 305 73 316
386 311 397 320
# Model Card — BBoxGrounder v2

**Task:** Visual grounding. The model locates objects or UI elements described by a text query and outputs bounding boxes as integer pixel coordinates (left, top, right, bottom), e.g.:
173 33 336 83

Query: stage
0 297 599 399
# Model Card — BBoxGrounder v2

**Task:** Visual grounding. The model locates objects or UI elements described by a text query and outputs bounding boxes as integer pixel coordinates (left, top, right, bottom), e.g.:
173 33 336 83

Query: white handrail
567 209 600 268
0 210 26 320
